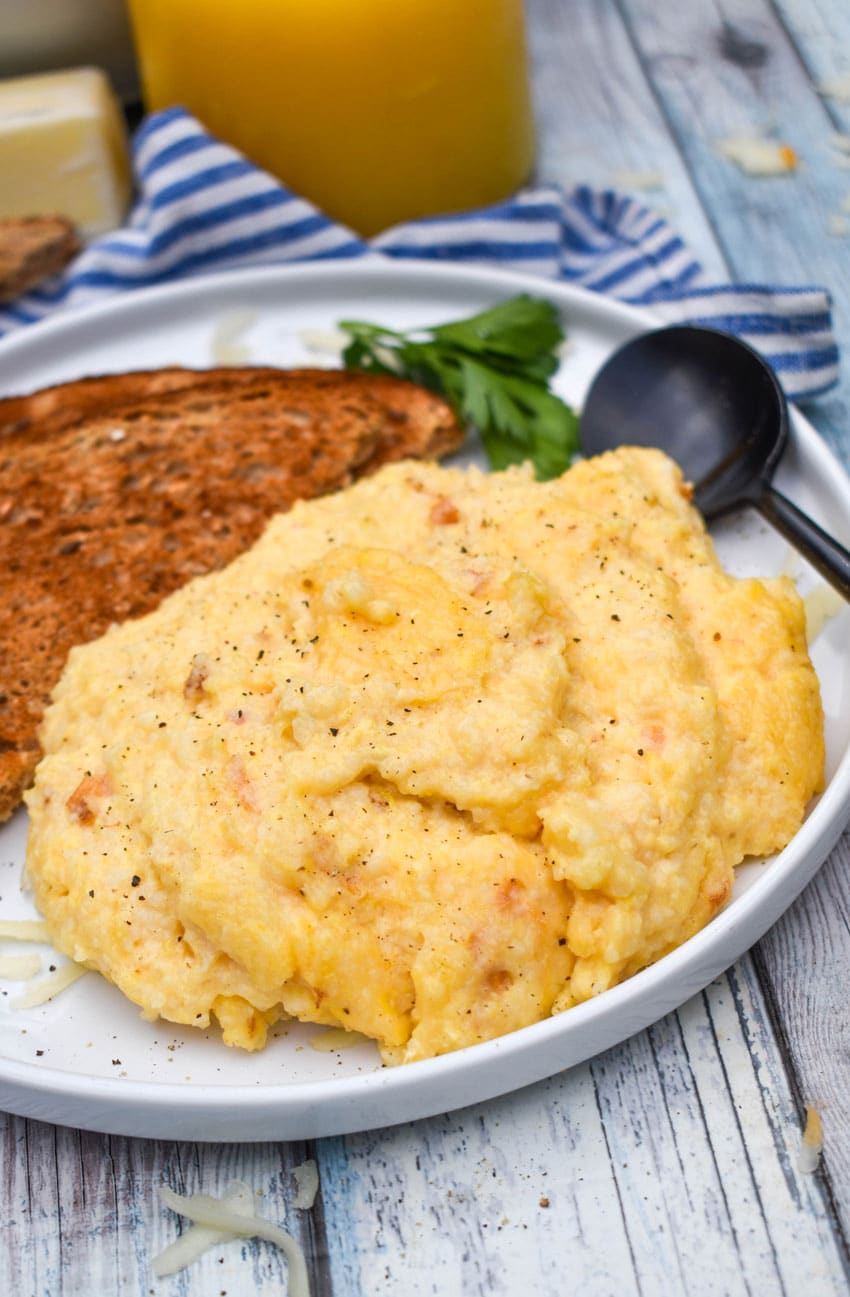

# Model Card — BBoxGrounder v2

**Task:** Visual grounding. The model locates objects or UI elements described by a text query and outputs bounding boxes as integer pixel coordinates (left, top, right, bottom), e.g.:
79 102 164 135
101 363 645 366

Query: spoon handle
756 482 850 600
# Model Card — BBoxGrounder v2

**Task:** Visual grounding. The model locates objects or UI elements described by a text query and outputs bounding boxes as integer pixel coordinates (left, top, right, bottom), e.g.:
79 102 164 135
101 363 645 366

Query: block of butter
0 67 132 239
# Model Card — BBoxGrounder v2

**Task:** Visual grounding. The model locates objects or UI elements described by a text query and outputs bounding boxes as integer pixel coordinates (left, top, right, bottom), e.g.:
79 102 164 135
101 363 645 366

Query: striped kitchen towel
0 106 838 400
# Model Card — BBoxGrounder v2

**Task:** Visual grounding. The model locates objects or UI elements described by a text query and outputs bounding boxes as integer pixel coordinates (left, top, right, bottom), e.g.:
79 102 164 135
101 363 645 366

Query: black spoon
580 325 850 600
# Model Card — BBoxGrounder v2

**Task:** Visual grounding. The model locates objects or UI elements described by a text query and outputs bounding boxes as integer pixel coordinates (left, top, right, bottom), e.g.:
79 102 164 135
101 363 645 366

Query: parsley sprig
338 295 579 480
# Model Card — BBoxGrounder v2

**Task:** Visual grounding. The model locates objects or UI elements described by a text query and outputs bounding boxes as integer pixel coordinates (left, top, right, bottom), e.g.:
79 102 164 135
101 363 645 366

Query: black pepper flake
88 889 95 898
329 727 339 736
257 649 265 659
111 1058 121 1065
558 937 567 946
637 748 644 756
611 614 621 622
158 722 167 729
131 875 141 887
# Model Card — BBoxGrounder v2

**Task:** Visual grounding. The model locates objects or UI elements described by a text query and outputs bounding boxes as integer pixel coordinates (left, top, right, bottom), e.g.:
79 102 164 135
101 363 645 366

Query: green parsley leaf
338 294 579 480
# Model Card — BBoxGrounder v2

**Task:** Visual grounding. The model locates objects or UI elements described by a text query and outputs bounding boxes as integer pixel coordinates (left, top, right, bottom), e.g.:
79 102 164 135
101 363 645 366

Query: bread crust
0 216 80 304
0 367 463 818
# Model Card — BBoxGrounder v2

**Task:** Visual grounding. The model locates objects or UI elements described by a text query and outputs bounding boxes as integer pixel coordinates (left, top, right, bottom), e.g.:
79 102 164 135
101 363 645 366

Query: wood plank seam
749 941 850 1279
702 974 790 1295
610 0 743 275
589 1062 646 1296
663 1010 763 1295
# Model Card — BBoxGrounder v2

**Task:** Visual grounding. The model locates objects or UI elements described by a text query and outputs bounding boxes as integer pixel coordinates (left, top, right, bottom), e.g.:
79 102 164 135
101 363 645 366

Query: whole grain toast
0 367 463 819
0 367 197 439
0 367 462 468
0 216 80 304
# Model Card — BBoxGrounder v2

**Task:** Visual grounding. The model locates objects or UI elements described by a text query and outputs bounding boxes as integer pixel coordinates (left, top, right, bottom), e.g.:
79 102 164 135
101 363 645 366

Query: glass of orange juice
127 0 536 236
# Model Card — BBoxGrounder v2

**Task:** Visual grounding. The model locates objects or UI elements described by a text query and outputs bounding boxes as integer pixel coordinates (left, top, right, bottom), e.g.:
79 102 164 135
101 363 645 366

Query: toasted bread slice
0 366 463 467
0 368 463 819
0 215 80 304
0 367 197 439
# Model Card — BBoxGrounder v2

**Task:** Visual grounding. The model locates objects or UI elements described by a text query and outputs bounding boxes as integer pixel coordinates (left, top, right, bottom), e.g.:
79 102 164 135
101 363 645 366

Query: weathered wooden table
5 2 850 1293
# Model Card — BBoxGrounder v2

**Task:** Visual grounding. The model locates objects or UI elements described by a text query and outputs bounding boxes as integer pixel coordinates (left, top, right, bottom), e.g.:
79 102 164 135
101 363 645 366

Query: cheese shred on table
154 1182 310 1294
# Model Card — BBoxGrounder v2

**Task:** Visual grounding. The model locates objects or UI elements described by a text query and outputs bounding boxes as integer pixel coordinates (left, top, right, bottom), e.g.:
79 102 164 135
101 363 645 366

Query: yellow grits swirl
24 449 824 1062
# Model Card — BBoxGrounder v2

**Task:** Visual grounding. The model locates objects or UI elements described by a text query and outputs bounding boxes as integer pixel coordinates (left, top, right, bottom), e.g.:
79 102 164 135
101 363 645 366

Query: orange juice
127 0 535 235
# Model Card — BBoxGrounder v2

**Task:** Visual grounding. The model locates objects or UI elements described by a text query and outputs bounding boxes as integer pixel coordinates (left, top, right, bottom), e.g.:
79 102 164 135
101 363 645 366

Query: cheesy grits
24 448 824 1063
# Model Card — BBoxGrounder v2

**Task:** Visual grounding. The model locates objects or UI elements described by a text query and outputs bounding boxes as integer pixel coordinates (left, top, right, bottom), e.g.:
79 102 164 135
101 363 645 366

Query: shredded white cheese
210 310 257 365
778 544 802 580
611 169 665 192
153 1181 255 1276
155 1182 311 1296
291 1160 320 1210
0 919 51 942
0 953 41 980
297 328 350 360
798 1105 824 1174
804 582 845 643
13 961 87 1008
818 76 850 104
714 134 798 176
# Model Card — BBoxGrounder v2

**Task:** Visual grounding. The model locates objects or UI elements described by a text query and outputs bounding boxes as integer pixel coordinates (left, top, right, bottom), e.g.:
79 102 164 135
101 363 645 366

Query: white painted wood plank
691 964 847 1291
526 0 729 279
617 0 850 257
319 1069 642 1297
616 0 850 465
616 0 850 1245
19 1120 63 1294
589 973 849 1296
774 0 850 135
3 1125 329 1297
753 836 850 1220
316 964 848 1297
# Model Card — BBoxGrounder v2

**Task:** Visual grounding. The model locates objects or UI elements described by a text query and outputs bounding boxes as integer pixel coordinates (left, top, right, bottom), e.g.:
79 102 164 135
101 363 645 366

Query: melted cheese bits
798 1105 824 1175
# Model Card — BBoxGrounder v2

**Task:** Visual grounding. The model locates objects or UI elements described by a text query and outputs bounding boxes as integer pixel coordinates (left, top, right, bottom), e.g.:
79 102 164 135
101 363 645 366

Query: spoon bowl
580 325 850 598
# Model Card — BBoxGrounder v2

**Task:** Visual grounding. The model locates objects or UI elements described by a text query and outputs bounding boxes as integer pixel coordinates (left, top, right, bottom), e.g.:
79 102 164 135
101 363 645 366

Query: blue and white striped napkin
0 106 838 401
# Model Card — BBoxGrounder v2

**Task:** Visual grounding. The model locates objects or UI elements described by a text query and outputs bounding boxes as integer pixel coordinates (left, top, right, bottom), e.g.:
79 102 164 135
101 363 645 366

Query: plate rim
0 258 659 374
0 257 848 1140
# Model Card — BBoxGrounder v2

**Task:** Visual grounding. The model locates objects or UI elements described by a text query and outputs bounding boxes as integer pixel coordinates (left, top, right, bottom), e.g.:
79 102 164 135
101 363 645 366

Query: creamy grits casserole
24 448 824 1063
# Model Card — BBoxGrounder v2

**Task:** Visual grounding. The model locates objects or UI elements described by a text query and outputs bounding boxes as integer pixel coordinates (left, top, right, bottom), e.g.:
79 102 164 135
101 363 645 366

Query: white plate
0 261 848 1142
